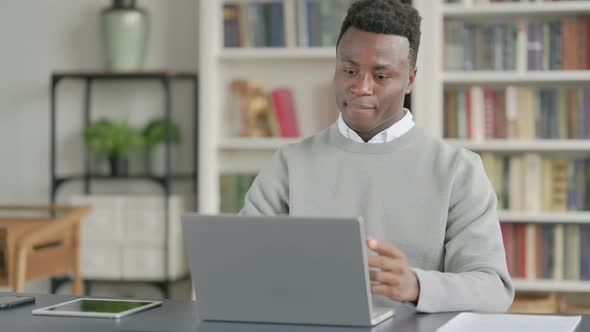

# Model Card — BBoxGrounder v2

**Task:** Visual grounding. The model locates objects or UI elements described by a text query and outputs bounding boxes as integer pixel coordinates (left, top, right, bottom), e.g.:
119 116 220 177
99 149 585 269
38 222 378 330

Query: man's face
333 27 416 139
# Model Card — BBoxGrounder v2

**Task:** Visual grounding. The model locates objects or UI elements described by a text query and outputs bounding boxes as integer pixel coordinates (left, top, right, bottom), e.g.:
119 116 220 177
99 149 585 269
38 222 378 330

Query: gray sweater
240 123 514 313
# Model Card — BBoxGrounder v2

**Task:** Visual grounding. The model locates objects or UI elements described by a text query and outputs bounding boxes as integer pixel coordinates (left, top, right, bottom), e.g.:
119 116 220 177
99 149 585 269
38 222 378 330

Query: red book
483 88 496 139
587 18 590 70
494 89 507 139
270 88 299 138
500 223 516 277
515 224 527 278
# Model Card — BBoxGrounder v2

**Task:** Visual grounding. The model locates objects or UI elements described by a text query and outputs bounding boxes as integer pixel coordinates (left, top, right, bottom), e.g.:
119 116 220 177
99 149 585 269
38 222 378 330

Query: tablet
32 298 162 319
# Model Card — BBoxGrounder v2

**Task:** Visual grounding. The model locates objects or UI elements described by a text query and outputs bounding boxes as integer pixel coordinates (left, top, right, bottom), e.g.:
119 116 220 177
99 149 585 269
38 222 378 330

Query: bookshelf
513 279 590 293
432 0 590 297
498 210 590 224
219 137 301 150
220 47 336 59
443 71 590 85
443 1 590 18
199 0 366 213
448 139 590 152
198 0 590 297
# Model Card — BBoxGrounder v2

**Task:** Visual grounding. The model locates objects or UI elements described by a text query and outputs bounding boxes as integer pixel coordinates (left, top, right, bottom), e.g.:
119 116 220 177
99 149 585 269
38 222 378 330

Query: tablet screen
47 299 156 314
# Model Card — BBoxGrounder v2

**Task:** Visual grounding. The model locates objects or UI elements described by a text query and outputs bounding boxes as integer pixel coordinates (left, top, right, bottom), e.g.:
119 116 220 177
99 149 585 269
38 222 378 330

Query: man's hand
366 237 420 303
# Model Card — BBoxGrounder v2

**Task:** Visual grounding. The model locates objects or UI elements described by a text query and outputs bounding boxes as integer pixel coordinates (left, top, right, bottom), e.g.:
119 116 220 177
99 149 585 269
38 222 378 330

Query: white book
446 21 465 71
516 20 527 73
509 156 523 211
525 224 537 279
283 0 297 47
553 224 564 280
296 0 308 47
564 224 580 280
523 153 542 212
470 86 485 141
505 86 518 139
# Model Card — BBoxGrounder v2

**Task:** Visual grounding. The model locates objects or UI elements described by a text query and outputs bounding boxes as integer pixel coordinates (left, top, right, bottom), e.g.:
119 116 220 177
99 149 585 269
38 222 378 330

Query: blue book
463 23 475 71
503 24 517 71
250 3 267 47
268 2 285 47
537 89 548 138
585 88 590 139
549 21 562 70
306 0 321 47
575 159 586 210
549 89 559 139
581 225 590 280
568 159 577 211
493 24 505 71
457 89 466 139
542 224 555 279
577 88 585 139
527 22 543 71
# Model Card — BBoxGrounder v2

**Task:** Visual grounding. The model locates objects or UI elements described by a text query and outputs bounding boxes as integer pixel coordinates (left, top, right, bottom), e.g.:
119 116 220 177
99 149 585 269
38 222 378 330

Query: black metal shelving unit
49 70 198 299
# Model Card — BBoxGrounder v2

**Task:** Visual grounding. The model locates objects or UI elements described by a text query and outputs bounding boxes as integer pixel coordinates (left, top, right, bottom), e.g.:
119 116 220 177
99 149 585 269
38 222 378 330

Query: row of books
500 223 590 281
444 86 590 140
445 0 587 4
220 173 257 213
223 0 353 48
444 17 590 71
480 153 590 211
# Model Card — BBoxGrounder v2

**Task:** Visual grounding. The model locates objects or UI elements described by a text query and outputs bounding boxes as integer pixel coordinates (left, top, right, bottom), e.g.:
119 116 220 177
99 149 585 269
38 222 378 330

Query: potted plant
84 119 144 176
142 117 181 175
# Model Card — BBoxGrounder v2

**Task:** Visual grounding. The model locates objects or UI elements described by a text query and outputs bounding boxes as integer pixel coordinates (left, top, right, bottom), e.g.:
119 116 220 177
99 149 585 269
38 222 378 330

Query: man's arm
239 149 289 215
411 150 514 313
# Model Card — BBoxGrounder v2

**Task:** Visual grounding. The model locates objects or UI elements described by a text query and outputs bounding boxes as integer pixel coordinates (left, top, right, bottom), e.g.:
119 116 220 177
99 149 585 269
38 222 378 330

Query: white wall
0 0 198 204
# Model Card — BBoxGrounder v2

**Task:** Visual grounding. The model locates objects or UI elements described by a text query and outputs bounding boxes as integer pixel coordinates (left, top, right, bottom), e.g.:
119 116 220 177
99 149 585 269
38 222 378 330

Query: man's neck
355 109 407 142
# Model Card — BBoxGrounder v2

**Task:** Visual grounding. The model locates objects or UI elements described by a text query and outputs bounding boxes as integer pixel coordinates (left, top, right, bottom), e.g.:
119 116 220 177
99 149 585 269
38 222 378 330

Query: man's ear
405 67 417 94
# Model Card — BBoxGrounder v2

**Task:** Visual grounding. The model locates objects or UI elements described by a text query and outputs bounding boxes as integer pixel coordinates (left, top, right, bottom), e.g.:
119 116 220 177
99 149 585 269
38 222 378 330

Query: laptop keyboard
371 307 392 318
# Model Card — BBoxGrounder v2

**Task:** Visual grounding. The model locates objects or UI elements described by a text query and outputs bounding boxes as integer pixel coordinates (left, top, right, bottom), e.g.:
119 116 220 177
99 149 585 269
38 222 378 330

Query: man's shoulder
277 126 332 155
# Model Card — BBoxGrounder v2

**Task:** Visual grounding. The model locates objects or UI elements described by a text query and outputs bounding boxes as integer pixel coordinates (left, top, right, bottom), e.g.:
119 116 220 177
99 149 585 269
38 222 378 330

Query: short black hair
336 0 422 68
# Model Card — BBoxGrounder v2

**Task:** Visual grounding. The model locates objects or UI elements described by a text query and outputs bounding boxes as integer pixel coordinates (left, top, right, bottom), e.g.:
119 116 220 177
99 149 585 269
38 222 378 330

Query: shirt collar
337 109 415 143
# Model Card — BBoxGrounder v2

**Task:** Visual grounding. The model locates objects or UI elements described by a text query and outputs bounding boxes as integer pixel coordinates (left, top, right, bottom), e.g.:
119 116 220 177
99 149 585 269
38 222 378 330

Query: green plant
84 119 144 158
142 118 181 148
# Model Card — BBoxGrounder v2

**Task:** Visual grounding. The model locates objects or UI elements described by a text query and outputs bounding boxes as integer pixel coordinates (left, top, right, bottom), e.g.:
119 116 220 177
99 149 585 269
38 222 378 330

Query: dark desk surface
1 293 588 332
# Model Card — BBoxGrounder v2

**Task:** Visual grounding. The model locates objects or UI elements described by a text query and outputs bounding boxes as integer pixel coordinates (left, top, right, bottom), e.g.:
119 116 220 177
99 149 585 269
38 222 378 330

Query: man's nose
351 73 374 96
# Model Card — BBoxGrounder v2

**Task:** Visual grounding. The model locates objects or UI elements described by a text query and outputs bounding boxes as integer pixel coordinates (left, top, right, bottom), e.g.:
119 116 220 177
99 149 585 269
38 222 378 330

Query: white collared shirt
337 108 415 143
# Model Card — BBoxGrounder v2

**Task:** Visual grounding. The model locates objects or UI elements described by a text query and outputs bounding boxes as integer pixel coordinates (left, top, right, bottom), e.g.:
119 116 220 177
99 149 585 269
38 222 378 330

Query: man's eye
344 69 355 75
374 74 388 80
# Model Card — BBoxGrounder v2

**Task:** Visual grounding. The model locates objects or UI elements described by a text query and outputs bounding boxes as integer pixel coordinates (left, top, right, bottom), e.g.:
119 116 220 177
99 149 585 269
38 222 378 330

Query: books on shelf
223 1 286 47
479 153 590 211
444 0 590 5
220 173 257 213
444 86 590 140
500 223 590 282
444 17 590 71
223 0 353 48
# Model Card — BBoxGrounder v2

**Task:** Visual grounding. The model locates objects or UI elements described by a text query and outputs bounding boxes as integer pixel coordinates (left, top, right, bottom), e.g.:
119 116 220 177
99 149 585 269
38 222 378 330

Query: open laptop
181 214 394 327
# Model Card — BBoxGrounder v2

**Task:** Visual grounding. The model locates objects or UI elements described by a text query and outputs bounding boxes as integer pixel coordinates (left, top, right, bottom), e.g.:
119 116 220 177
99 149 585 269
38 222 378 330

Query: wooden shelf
219 137 301 150
52 70 197 80
443 2 590 19
219 47 336 60
447 139 590 152
443 71 590 85
513 279 590 293
498 211 590 224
